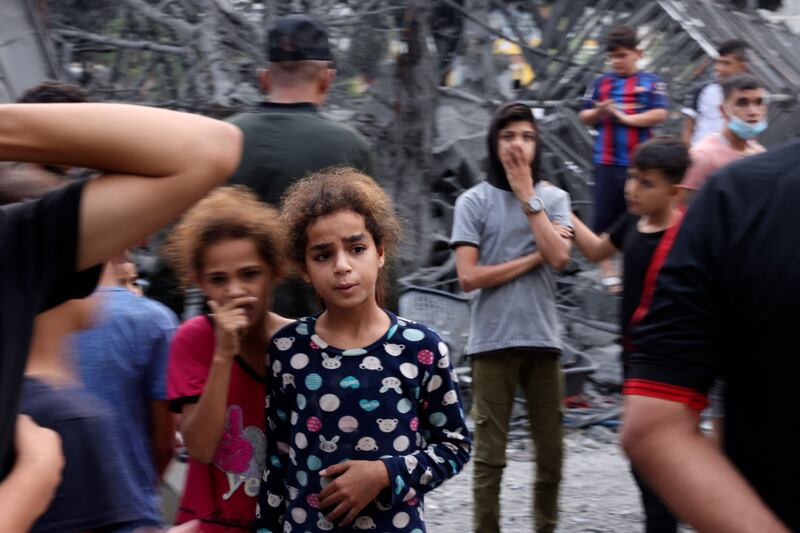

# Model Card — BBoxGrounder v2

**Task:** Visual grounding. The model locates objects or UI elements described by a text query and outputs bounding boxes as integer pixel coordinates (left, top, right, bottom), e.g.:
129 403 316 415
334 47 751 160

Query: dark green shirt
227 102 373 206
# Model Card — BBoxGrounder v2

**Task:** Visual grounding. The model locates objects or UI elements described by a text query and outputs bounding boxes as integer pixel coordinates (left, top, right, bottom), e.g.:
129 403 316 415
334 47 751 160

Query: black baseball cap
267 14 332 62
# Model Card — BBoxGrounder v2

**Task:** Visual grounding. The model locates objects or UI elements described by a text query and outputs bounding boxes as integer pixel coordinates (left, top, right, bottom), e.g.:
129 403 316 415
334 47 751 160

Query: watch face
528 197 544 213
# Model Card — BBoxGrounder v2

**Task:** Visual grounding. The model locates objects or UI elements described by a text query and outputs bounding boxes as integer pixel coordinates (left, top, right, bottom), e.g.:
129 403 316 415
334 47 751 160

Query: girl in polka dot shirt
256 168 471 532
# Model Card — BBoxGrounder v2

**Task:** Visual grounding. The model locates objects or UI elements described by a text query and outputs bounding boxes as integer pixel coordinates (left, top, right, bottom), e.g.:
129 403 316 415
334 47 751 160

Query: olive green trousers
471 350 564 533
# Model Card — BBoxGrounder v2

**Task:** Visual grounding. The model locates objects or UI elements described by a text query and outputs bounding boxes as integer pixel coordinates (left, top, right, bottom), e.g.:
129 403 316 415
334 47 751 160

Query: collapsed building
401 0 800 275
368 0 800 408
3 0 800 408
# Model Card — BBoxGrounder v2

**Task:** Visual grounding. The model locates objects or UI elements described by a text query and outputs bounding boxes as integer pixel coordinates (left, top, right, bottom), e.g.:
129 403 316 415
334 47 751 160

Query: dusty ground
425 427 643 533
426 426 694 533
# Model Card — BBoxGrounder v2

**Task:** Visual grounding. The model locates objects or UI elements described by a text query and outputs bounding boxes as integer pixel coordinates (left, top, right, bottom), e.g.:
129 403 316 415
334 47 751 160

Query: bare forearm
0 103 239 177
623 399 790 533
0 463 55 531
0 104 242 271
75 109 242 270
526 213 570 269
501 146 570 270
579 108 602 125
458 253 542 292
619 109 668 128
180 357 234 463
79 170 230 270
571 214 615 262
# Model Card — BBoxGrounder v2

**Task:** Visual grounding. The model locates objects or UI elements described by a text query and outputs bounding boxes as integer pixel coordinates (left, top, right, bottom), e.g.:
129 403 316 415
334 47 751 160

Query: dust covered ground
425 427 694 533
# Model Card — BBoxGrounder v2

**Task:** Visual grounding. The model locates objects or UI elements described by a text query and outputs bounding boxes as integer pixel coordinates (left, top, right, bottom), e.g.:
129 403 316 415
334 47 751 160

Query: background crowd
0 8 796 533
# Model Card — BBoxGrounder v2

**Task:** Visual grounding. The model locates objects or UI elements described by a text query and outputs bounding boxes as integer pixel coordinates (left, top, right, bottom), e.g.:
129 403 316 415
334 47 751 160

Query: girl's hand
208 297 255 359
318 460 390 526
500 144 535 204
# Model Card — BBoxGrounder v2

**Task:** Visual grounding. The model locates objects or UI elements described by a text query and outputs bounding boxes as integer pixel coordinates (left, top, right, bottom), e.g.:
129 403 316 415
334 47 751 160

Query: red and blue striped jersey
582 71 668 166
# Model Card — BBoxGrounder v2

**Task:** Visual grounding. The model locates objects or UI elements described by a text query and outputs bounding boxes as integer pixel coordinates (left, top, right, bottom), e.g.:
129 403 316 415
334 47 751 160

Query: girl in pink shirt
165 186 292 531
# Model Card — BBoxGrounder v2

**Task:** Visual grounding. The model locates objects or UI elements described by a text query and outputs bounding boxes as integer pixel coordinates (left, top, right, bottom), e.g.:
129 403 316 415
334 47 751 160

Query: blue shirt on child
74 287 179 529
256 311 471 532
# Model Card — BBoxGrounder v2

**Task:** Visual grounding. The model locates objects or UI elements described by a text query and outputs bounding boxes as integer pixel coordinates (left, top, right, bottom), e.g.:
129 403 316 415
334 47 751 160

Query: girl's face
198 237 273 326
303 210 385 313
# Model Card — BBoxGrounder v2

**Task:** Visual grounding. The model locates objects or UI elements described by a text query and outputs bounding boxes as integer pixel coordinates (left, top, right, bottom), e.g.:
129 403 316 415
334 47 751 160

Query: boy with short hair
579 26 669 289
570 137 689 533
681 39 749 146
73 253 179 531
622 132 800 533
680 73 767 203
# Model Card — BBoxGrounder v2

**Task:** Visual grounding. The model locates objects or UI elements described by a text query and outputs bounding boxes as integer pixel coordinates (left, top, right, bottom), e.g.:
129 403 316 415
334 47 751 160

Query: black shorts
592 164 629 233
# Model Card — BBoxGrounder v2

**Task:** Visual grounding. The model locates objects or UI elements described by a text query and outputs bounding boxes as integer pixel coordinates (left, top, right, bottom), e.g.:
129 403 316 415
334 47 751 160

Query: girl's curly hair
164 185 285 287
280 166 402 306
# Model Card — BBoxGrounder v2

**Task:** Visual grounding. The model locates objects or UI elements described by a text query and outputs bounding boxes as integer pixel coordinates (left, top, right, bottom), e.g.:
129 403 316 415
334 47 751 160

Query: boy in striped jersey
579 26 668 290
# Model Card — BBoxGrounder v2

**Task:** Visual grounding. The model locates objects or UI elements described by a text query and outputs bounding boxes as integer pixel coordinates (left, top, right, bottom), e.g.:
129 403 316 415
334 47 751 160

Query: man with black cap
227 14 373 318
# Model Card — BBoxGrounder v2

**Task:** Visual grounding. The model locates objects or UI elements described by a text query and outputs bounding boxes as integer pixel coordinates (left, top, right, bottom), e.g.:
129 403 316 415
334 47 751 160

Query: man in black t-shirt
621 141 800 531
0 102 242 529
11 82 160 532
570 137 688 533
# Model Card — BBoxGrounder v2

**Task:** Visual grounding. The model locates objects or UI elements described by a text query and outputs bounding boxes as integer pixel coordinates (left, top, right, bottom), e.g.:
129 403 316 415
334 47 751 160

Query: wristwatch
522 195 545 216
